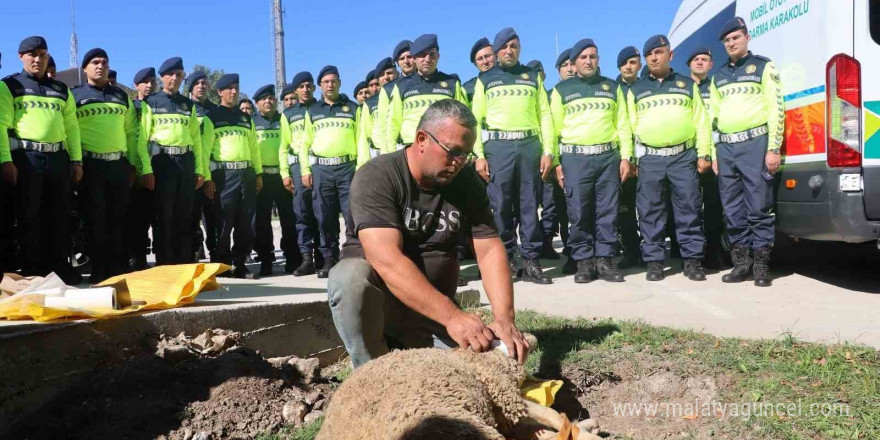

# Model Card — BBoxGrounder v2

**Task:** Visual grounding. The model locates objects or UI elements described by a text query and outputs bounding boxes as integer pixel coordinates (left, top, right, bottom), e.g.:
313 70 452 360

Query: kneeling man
328 100 528 368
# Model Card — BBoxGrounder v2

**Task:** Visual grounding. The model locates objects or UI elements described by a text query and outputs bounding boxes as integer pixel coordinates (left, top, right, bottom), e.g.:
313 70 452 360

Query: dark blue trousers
255 172 298 261
636 148 705 261
125 184 153 260
717 134 775 249
618 176 641 256
541 179 569 245
0 179 15 272
211 168 257 265
82 157 130 276
485 137 544 260
562 150 620 260
290 163 318 254
151 152 196 265
312 161 355 260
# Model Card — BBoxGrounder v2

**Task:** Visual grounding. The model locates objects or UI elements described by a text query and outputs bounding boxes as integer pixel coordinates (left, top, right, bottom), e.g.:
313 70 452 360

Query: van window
871 0 880 45
671 2 736 76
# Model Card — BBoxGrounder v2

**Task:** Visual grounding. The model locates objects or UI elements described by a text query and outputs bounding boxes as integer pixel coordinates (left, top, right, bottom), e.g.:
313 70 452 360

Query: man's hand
70 163 83 183
765 150 781 175
195 175 204 190
555 165 564 188
283 177 294 194
487 319 529 364
1 162 18 185
620 159 633 182
697 158 712 175
712 160 719 176
539 155 553 181
446 310 495 353
203 180 216 200
141 173 155 191
475 158 490 183
256 175 263 192
302 174 313 189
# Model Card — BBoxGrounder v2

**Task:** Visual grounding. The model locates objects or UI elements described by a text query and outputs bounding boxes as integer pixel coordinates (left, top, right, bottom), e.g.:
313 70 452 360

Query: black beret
616 46 640 68
216 73 239 90
392 40 412 61
291 71 313 88
470 37 491 63
159 57 184 75
365 69 376 83
280 83 296 98
239 98 253 106
719 16 748 40
108 70 117 79
186 71 207 93
570 39 597 61
643 34 670 55
133 67 156 84
493 27 518 53
318 65 339 82
374 57 394 75
18 36 47 54
411 33 439 56
253 84 275 101
353 81 367 96
81 48 108 69
46 56 56 70
526 60 543 72
687 46 712 64
555 49 572 69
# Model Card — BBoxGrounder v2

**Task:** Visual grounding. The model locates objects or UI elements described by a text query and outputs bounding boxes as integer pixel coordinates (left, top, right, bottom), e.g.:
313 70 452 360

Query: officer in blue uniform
463 38 494 103
186 70 219 261
126 67 156 270
353 81 368 105
614 46 644 269
281 83 297 109
555 49 575 81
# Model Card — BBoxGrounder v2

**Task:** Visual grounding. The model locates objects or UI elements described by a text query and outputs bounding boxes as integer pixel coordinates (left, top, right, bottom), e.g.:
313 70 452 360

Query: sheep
316 342 601 440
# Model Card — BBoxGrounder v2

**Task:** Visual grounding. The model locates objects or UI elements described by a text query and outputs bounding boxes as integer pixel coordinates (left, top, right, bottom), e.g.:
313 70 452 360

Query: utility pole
271 0 286 104
70 0 80 84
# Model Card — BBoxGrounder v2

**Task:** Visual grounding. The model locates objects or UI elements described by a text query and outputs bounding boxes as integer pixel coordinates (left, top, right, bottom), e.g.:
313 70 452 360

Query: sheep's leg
522 398 566 431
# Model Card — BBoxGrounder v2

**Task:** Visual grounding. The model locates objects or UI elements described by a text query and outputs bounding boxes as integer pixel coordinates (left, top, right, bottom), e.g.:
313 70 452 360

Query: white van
669 0 880 245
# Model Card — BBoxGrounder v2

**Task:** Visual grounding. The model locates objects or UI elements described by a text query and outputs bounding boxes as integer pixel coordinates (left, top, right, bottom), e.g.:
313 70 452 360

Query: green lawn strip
255 417 324 440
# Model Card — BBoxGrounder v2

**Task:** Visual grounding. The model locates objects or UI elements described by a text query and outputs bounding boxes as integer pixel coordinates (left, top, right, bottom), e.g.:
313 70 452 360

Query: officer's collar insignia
520 73 530 80
745 64 757 74
342 105 350 112
440 81 448 88
601 83 611 91
676 80 686 88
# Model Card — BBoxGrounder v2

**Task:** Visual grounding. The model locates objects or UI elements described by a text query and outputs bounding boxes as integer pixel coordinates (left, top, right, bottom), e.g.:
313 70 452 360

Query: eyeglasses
423 130 476 164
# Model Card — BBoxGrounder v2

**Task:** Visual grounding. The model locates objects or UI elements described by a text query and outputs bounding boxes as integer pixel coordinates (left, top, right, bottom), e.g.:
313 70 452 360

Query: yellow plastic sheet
521 374 564 407
0 263 230 322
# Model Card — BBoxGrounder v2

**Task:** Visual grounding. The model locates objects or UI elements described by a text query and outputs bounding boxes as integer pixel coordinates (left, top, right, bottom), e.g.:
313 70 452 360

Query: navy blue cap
555 49 572 69
281 83 296 98
185 71 207 92
411 33 439 56
392 40 412 61
18 36 47 54
159 57 184 75
291 71 313 88
526 60 543 71
643 35 670 55
46 56 55 70
133 67 156 84
239 98 253 106
616 46 640 68
492 27 518 53
719 16 748 40
570 39 597 61
687 46 712 64
470 37 491 63
365 69 376 83
216 73 239 90
318 65 339 82
108 70 117 79
81 48 108 69
374 57 394 74
353 81 367 96
253 84 275 101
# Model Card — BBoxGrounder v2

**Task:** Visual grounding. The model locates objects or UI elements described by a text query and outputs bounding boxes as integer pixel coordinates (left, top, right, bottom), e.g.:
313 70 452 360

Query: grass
255 417 323 440
257 310 880 440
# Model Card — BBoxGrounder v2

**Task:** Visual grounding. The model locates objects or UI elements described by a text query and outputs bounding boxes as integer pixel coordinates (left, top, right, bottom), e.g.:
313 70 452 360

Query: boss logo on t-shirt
404 208 461 234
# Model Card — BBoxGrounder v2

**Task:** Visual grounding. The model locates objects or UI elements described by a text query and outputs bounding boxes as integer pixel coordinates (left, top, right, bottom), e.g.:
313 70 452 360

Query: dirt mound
9 330 337 440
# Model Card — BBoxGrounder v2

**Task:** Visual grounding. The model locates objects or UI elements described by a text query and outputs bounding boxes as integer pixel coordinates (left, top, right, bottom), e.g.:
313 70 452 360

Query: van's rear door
859 0 880 219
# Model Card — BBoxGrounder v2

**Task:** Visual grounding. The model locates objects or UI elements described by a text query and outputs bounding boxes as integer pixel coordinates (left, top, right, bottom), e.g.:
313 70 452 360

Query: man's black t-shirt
341 149 498 295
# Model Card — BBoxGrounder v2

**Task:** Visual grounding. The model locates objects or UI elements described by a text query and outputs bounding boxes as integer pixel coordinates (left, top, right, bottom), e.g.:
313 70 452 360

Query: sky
0 0 681 97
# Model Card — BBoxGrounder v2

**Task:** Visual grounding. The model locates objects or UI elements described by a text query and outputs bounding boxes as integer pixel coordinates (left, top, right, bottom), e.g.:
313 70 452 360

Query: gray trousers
327 257 456 368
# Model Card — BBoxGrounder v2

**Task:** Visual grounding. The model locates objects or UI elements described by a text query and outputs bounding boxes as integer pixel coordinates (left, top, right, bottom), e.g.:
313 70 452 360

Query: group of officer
0 15 781 287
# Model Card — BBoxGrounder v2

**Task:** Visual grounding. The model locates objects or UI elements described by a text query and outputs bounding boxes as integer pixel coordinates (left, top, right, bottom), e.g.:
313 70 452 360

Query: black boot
683 259 707 281
508 253 523 278
232 264 256 280
540 236 561 260
457 276 468 287
259 260 273 277
597 257 624 282
646 261 664 281
561 255 578 275
703 244 726 270
522 258 552 284
317 257 337 279
54 262 83 285
131 254 149 271
722 245 753 283
753 246 773 287
283 253 301 274
294 252 315 277
573 259 596 284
